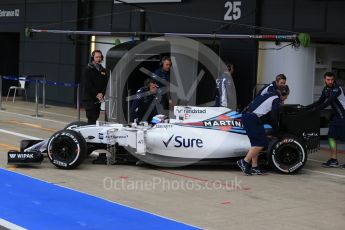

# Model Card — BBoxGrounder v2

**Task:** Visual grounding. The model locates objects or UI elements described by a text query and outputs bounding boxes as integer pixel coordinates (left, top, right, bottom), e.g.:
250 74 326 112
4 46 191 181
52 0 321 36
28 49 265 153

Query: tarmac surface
0 98 345 230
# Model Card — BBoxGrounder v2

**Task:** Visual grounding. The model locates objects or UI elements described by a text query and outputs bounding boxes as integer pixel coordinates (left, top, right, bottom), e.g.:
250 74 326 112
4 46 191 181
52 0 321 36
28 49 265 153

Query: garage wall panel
327 2 345 34
294 0 326 31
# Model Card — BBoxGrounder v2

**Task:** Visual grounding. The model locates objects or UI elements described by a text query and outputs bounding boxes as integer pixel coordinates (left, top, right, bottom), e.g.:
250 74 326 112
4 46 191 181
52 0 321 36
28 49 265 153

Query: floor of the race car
0 168 199 230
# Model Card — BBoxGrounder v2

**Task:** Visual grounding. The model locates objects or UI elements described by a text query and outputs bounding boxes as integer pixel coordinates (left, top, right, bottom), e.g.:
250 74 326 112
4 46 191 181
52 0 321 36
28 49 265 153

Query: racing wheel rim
271 139 306 173
47 129 86 169
275 144 301 167
50 135 79 163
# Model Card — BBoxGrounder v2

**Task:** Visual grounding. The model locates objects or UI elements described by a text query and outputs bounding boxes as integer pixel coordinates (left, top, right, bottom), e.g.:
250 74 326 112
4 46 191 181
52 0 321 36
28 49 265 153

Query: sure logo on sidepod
163 135 203 148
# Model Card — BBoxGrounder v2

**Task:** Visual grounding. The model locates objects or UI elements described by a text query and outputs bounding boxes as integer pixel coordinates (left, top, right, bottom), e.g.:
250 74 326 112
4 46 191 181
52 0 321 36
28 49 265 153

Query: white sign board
0 9 20 17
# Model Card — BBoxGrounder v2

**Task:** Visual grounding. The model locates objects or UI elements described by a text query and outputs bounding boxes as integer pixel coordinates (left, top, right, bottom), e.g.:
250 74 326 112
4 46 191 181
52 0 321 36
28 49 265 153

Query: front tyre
269 138 307 174
47 130 87 169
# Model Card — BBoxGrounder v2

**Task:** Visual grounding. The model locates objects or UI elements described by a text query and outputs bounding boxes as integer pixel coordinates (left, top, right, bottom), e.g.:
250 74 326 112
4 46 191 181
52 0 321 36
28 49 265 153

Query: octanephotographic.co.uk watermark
103 176 243 191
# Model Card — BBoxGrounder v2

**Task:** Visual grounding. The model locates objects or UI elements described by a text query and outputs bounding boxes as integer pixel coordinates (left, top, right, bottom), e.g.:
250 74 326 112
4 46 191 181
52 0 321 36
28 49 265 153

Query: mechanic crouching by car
305 72 345 168
237 85 290 175
130 78 169 124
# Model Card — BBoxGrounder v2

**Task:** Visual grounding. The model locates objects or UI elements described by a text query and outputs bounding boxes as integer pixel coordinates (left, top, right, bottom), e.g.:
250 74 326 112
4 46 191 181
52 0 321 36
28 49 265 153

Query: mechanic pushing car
237 85 290 175
306 72 345 168
130 78 169 123
258 73 287 96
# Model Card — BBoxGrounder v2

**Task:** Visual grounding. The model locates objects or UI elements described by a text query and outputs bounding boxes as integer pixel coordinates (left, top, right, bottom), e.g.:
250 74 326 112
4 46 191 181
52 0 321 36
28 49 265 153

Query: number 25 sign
224 1 242 21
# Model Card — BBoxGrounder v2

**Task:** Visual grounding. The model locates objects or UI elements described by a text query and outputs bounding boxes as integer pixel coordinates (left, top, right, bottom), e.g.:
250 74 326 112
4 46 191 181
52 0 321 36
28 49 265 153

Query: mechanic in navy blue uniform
257 74 287 96
306 72 345 168
237 85 290 175
215 62 234 107
152 56 173 110
81 50 108 124
130 78 168 123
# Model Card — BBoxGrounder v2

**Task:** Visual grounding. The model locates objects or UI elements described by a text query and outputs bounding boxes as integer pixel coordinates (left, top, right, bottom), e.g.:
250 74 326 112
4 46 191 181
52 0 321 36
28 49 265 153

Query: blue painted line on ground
0 168 200 230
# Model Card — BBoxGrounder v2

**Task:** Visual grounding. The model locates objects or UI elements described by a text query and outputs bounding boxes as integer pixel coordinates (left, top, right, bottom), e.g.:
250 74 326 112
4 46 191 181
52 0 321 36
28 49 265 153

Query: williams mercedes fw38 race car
8 105 319 174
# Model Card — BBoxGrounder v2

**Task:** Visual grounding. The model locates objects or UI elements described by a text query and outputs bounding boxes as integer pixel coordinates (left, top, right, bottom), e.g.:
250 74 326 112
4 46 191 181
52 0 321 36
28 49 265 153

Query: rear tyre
269 137 307 174
47 130 87 169
64 121 88 130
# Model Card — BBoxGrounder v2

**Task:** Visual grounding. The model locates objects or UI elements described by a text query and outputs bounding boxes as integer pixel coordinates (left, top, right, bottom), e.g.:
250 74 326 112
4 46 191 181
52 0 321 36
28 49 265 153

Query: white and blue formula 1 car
8 105 319 174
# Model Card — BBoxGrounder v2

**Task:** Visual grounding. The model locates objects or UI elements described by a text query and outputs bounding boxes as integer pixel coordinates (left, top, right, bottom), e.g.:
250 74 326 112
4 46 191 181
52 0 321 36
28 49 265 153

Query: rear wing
279 104 320 136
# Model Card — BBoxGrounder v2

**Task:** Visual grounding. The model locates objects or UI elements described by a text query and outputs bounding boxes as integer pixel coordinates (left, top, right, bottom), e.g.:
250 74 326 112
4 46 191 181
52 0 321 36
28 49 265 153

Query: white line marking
0 128 41 140
307 159 345 178
0 218 27 230
308 159 324 163
303 169 345 179
0 110 68 125
4 104 80 119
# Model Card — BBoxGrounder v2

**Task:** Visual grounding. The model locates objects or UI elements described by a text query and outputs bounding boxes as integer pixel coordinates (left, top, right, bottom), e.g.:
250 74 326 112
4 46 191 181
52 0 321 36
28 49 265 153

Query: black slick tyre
269 138 307 174
47 129 87 169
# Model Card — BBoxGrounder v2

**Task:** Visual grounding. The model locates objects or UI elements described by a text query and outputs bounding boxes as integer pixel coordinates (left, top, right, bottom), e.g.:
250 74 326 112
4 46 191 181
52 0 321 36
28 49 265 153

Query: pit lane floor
0 99 344 230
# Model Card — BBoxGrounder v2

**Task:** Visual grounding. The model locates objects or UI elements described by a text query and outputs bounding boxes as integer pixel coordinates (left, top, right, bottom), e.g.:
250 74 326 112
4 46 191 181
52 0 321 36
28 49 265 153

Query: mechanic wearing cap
81 50 108 124
215 62 234 108
152 56 173 110
130 78 168 123
237 85 290 175
305 72 345 168
258 74 287 96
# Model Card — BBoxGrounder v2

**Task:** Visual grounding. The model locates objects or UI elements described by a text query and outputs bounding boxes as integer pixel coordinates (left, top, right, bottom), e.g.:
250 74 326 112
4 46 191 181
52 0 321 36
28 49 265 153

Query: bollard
77 84 80 121
0 75 3 110
42 75 46 109
35 80 39 117
107 70 113 121
0 75 5 110
127 89 131 124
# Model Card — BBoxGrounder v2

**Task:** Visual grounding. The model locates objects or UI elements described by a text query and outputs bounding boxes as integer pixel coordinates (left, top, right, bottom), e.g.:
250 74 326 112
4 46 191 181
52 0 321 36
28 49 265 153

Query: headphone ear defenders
160 56 171 66
144 78 156 89
90 50 104 62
